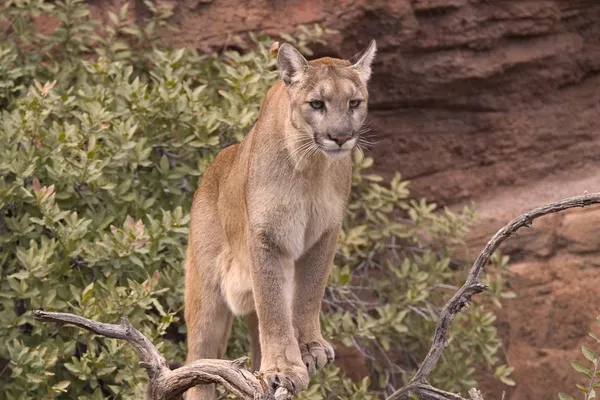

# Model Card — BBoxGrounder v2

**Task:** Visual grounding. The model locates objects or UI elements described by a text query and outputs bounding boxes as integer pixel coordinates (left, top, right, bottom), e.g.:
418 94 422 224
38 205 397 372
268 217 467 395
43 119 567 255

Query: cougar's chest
300 182 346 255
247 153 351 261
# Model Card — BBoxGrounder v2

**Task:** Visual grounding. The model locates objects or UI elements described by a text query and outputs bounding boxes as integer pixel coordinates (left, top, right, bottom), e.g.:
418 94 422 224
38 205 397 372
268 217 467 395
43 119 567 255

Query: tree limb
403 193 600 389
32 310 288 400
33 193 600 400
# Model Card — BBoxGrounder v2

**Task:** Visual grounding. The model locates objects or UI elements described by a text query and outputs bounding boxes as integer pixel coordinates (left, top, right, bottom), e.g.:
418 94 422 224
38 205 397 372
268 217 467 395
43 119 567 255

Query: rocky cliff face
164 0 600 206
102 1 600 398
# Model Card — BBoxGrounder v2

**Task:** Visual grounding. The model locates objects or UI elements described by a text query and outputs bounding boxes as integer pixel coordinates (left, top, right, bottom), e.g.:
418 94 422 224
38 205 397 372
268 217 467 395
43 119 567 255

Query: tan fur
184 41 377 399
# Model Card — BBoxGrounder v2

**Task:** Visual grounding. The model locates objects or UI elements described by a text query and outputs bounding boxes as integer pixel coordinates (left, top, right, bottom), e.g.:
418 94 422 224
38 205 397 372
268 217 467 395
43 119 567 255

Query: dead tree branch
32 310 288 400
386 192 600 400
34 193 600 400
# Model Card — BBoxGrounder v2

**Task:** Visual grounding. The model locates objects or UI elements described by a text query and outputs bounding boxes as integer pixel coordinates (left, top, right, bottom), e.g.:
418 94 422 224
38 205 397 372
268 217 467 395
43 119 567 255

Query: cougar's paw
261 360 309 395
300 339 335 375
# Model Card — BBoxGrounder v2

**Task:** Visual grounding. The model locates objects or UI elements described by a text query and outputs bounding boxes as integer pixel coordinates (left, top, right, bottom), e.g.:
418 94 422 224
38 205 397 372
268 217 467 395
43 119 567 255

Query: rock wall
494 208 600 400
161 0 600 206
90 1 600 398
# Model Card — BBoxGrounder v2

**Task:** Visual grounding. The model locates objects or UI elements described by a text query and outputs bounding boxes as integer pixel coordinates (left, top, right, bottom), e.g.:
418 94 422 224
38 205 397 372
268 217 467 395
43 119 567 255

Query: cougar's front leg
249 229 309 395
293 229 338 375
185 250 234 400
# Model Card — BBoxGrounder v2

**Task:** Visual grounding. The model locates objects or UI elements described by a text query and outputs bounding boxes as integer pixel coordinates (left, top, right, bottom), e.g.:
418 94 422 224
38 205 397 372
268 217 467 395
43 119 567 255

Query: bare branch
406 193 600 387
33 193 600 400
468 388 485 400
33 311 169 378
32 310 289 400
387 382 469 399
387 192 600 399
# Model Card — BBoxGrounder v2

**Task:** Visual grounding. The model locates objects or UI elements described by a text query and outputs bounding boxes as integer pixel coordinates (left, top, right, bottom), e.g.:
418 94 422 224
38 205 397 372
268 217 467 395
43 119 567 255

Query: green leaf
108 11 119 26
500 376 516 386
8 270 30 280
52 380 71 392
582 346 598 364
559 393 575 400
81 282 94 304
577 383 590 393
26 373 43 383
572 360 593 378
160 155 169 172
129 254 144 268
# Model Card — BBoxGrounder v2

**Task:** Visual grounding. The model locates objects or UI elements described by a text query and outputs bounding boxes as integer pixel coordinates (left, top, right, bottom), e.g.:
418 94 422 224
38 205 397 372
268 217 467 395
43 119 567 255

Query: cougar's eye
349 99 362 108
309 100 324 110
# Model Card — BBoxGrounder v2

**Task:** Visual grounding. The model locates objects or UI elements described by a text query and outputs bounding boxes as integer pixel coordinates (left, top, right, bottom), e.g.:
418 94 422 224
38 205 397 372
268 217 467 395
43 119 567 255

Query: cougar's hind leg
185 251 234 400
247 311 262 372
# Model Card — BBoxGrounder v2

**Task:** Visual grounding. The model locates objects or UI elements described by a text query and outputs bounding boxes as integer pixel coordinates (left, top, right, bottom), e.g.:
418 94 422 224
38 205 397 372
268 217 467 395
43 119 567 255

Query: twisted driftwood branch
34 193 600 400
32 310 287 400
386 192 600 400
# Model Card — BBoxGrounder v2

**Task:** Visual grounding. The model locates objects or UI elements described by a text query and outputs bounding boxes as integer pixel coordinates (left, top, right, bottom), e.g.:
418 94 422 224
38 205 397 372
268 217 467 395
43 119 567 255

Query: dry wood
34 193 600 400
32 310 288 400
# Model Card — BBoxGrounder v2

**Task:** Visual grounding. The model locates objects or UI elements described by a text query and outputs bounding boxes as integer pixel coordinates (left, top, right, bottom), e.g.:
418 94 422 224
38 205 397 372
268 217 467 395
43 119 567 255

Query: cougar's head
277 40 377 158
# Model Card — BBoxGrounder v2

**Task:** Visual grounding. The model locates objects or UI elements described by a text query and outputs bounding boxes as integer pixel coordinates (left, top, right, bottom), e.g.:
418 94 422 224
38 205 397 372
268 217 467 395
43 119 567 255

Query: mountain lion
184 39 377 399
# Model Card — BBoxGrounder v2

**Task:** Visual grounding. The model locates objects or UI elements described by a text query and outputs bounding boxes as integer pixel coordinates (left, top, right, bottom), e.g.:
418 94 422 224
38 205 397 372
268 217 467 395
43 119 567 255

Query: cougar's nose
327 133 352 146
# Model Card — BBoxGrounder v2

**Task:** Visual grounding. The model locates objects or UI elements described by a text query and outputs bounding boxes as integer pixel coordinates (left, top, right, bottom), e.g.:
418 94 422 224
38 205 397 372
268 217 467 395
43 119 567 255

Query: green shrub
559 317 600 400
0 1 513 399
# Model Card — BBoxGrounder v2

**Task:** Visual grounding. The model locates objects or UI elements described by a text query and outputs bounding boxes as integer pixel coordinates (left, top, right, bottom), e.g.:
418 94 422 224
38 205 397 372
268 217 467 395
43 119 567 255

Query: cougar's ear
278 43 309 86
350 39 377 83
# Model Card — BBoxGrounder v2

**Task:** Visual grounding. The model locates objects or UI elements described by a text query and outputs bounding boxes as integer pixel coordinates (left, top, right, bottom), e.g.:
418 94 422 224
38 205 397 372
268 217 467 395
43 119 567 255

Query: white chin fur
321 138 357 157
322 149 350 159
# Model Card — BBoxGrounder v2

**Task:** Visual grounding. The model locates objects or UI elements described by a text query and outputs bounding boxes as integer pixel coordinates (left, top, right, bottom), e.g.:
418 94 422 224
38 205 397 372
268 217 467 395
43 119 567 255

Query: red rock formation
161 0 600 207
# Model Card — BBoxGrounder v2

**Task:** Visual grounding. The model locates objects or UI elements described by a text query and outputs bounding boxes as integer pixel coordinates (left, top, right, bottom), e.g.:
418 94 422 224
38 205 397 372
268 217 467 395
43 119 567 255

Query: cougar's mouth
322 147 349 155
311 132 357 159
318 145 354 160
319 137 356 156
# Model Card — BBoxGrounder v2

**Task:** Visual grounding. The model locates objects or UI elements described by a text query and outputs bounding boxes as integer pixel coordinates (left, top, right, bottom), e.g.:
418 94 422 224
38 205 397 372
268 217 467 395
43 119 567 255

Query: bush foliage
0 1 514 399
559 317 600 400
